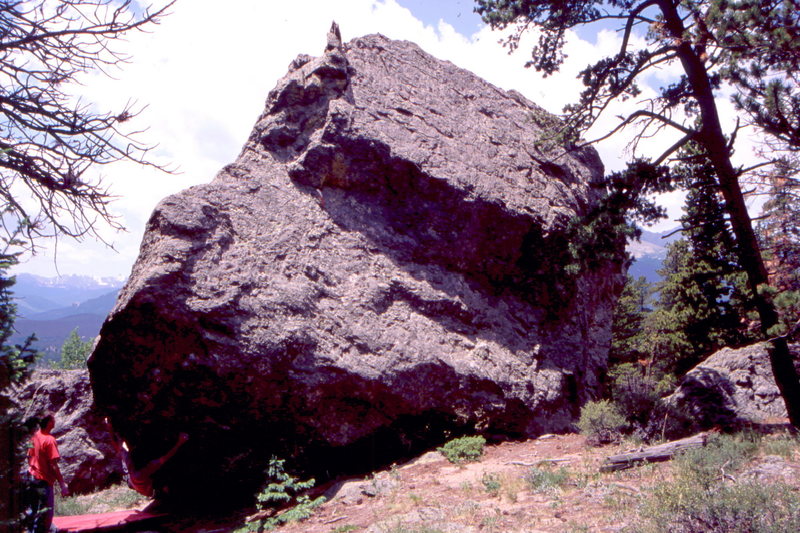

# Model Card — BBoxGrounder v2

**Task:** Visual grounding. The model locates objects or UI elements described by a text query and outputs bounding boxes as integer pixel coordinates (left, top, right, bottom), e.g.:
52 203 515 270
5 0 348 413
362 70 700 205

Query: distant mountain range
627 228 682 283
6 230 678 363
9 274 124 363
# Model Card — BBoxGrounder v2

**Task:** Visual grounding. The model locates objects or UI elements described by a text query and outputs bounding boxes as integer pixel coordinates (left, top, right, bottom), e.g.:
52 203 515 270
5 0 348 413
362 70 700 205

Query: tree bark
600 432 709 472
658 0 800 427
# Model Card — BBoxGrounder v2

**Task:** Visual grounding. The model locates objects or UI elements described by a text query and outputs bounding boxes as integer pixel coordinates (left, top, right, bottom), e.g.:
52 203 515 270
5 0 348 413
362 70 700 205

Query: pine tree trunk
659 0 800 427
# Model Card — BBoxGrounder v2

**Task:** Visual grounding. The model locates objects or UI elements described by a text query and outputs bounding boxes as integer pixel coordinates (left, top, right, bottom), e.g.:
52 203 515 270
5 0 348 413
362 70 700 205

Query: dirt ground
262 425 799 533
274 433 653 533
78 425 800 533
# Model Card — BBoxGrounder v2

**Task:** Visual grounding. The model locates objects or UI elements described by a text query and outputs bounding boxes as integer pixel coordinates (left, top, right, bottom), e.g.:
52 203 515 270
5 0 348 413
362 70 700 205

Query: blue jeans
28 478 54 533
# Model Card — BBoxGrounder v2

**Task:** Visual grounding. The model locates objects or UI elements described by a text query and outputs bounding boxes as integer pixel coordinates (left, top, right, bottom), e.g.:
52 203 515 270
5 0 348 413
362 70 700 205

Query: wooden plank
600 432 709 472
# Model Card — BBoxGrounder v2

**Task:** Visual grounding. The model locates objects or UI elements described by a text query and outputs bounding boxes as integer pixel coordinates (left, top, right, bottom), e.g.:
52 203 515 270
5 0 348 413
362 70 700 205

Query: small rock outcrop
11 370 123 494
651 342 798 438
89 28 624 504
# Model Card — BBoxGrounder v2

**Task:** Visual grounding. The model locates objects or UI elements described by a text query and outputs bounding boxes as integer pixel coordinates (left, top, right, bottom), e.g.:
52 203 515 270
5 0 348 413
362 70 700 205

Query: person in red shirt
27 414 68 533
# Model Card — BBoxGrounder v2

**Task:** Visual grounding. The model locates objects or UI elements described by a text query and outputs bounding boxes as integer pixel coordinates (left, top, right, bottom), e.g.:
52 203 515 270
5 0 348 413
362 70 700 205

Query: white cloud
12 0 755 276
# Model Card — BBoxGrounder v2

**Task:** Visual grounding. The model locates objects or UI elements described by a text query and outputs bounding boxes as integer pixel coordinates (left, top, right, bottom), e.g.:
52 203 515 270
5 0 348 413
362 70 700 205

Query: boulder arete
89 28 624 504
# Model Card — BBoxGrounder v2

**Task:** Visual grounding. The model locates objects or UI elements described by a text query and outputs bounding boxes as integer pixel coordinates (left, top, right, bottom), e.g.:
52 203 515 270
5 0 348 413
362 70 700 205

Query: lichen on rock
89 27 624 505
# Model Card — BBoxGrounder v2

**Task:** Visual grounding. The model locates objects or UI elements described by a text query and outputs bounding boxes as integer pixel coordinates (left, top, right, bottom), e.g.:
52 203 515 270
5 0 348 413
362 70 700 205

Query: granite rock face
651 342 798 438
89 30 623 503
12 370 123 494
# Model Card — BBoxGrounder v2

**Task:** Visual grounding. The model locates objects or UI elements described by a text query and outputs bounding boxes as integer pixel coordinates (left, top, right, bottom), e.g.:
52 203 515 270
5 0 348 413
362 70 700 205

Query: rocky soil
94 424 798 533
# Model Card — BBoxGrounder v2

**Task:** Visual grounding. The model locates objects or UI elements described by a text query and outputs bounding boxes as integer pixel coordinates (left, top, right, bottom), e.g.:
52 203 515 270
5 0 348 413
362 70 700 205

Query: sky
10 0 756 280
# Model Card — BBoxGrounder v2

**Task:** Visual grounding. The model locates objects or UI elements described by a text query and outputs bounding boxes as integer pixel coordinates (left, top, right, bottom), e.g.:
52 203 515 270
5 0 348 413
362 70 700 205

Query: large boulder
650 342 798 439
11 370 123 494
89 28 624 504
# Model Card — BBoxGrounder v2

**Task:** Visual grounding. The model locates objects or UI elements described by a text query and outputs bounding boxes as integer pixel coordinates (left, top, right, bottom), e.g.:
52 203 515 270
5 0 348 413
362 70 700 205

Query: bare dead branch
0 0 176 249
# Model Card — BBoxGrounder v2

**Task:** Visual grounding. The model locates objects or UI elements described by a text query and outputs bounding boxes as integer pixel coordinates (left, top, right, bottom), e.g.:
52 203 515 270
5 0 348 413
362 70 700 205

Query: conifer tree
609 275 651 368
54 329 94 369
475 0 800 426
758 163 800 292
666 148 754 368
757 161 800 328
0 250 38 530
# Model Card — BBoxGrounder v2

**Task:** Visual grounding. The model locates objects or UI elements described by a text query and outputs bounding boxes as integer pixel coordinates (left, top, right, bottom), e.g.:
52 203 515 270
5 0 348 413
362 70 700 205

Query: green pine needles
52 329 93 369
438 435 486 465
236 457 326 532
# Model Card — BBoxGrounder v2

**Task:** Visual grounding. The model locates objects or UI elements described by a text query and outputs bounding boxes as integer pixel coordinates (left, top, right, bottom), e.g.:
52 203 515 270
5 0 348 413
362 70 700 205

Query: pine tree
609 275 651 368
759 165 800 292
54 329 93 369
644 150 753 375
608 275 661 428
0 252 39 530
758 161 800 330
475 0 800 426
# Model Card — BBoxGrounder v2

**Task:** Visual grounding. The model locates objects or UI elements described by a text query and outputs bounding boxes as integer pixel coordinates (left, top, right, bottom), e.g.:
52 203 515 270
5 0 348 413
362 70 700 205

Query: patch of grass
525 465 571 495
453 500 480 522
566 523 590 533
437 435 486 464
386 524 445 533
638 478 800 532
104 487 145 510
481 472 501 496
635 433 800 532
332 525 360 533
480 514 500 530
675 433 758 488
480 471 526 502
54 484 146 516
54 493 91 516
602 485 640 514
761 434 799 458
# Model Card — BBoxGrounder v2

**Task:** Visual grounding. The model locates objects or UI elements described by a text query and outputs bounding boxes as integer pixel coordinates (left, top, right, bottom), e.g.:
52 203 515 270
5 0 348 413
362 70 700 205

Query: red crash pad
53 509 166 532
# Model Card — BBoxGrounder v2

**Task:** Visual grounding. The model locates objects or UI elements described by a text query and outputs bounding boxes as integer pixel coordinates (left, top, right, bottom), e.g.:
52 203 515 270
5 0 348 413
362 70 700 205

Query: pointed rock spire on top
326 21 342 52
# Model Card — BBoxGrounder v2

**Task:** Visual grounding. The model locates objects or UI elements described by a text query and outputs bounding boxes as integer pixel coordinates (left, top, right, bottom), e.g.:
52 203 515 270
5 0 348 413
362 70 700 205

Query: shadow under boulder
649 342 800 440
89 28 625 509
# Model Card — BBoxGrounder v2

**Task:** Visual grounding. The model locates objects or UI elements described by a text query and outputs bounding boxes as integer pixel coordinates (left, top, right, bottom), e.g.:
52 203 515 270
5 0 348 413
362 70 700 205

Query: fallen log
506 458 573 467
600 432 709 472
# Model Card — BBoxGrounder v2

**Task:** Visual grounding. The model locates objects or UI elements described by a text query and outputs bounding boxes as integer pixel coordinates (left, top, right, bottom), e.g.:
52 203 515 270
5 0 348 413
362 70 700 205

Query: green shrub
639 477 800 532
636 433 800 532
481 472 501 496
608 363 660 426
761 434 799 458
524 466 571 494
437 435 486 464
235 457 326 532
577 400 626 446
675 434 759 489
